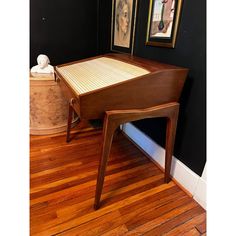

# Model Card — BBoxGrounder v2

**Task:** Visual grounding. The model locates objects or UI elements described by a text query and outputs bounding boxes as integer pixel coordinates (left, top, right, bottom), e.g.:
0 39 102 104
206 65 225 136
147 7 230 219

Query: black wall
30 0 99 67
99 0 206 176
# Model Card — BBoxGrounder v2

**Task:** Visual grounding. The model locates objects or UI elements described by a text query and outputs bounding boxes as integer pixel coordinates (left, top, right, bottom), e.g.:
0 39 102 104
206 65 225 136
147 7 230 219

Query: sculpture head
37 54 50 69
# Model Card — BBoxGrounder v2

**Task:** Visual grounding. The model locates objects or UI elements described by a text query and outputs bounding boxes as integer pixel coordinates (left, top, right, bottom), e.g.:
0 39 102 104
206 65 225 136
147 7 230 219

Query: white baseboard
193 164 206 209
193 178 206 209
122 123 206 209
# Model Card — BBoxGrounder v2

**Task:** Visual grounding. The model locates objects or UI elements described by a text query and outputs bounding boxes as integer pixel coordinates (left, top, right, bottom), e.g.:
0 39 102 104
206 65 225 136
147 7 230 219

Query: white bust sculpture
31 54 54 74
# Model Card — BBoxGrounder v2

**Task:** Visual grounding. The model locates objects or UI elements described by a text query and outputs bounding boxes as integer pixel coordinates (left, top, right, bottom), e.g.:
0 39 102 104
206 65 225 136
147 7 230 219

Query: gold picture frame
146 0 183 48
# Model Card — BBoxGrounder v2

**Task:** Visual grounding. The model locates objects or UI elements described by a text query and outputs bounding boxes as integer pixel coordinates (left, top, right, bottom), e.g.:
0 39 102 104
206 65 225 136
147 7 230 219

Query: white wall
122 123 206 209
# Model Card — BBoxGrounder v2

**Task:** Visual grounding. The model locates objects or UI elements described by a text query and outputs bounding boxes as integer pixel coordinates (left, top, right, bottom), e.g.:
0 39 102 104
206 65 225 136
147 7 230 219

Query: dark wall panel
30 0 99 67
98 0 206 176
133 0 206 176
98 0 112 54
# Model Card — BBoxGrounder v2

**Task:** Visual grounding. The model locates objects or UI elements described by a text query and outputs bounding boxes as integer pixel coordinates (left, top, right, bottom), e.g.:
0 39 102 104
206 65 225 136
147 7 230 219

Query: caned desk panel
55 54 188 119
56 57 149 95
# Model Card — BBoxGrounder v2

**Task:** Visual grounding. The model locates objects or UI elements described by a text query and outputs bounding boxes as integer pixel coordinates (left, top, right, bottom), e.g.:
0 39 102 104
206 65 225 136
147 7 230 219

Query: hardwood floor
30 124 206 235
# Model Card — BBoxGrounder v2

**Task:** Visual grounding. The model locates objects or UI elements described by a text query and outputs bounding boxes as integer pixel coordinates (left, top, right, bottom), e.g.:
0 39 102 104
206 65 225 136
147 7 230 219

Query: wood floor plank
142 206 205 236
119 186 184 217
123 202 201 235
195 217 207 234
182 228 201 236
163 212 206 236
30 129 206 236
125 195 195 231
56 210 122 236
101 224 129 236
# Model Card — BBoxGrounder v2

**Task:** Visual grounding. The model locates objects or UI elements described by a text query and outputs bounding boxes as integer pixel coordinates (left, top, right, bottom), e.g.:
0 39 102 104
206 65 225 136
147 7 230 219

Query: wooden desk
55 53 188 209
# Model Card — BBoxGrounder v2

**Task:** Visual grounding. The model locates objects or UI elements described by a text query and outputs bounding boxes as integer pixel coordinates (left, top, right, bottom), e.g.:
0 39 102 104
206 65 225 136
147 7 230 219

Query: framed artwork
111 0 138 55
146 0 183 48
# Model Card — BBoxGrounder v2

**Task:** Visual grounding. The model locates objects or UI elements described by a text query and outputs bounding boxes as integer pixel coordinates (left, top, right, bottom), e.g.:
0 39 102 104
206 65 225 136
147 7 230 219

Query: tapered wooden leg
94 103 180 209
66 103 74 143
94 114 117 210
164 107 179 183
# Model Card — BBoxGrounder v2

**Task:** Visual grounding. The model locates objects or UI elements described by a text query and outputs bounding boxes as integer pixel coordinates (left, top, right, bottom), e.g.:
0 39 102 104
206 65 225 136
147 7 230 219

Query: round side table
30 72 78 135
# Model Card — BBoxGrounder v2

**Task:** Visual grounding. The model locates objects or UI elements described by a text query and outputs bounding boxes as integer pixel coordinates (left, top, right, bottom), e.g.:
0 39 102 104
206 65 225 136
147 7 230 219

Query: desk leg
94 103 179 209
164 109 179 183
94 114 117 210
66 103 74 143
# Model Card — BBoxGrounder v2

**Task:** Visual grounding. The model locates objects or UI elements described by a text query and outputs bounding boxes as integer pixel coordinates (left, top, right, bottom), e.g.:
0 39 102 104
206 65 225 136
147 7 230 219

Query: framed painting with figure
111 0 138 55
146 0 183 48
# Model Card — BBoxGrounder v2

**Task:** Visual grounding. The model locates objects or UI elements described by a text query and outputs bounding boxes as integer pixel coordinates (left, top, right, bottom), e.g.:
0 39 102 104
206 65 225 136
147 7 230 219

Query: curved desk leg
164 108 179 183
94 114 118 210
94 102 179 209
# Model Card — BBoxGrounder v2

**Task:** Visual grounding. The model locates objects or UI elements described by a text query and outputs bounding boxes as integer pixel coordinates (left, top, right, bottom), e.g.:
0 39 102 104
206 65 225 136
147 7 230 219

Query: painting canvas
146 0 183 48
111 0 137 54
150 0 175 38
114 0 133 48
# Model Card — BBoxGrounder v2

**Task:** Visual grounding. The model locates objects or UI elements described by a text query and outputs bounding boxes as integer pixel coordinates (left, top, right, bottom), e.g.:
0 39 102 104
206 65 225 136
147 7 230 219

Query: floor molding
122 123 206 209
193 164 206 209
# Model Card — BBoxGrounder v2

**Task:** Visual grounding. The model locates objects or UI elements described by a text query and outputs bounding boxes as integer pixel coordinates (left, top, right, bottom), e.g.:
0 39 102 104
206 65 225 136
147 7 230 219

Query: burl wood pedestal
30 73 78 135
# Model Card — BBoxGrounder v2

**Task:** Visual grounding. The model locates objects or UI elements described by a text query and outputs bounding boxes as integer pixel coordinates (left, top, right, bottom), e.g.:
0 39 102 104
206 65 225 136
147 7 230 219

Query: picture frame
111 0 138 55
146 0 183 48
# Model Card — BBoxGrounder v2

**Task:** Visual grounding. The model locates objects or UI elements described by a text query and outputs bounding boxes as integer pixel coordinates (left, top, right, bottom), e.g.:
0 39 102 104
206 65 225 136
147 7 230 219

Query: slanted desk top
55 53 188 120
56 57 149 95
